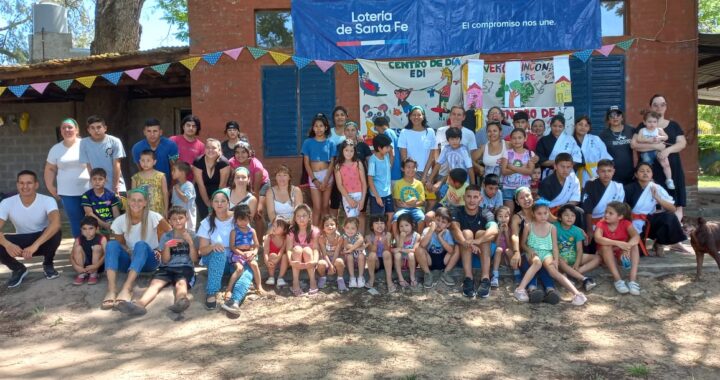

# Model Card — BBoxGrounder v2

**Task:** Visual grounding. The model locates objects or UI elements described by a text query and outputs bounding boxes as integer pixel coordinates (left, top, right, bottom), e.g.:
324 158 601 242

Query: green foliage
255 11 293 49
698 134 720 152
699 105 720 133
700 0 720 33
627 363 650 378
154 0 188 42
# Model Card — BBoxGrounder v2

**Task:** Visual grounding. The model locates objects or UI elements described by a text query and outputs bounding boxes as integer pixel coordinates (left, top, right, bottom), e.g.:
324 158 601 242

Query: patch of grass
399 375 418 380
699 175 720 188
32 305 45 317
627 363 650 378
50 317 64 327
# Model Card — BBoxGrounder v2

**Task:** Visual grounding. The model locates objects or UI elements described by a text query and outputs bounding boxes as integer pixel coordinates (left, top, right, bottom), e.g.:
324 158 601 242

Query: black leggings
0 230 62 271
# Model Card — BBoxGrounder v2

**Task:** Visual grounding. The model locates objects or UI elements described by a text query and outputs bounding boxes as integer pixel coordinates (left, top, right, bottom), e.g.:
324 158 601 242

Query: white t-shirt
46 140 90 196
111 211 164 250
0 194 58 234
197 215 234 249
436 126 478 152
397 128 437 172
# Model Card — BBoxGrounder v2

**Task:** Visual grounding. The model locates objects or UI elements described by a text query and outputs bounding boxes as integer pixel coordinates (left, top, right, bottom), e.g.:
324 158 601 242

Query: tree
256 11 293 49
700 0 720 33
155 0 188 42
91 0 145 54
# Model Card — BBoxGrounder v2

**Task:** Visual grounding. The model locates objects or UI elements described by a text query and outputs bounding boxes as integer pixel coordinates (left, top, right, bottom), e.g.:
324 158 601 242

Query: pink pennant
125 68 144 80
30 82 50 94
596 44 615 57
314 60 335 73
224 47 243 60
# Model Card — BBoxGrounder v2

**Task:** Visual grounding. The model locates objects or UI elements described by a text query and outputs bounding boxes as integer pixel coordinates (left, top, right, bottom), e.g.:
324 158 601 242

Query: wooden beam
699 77 720 90
699 55 720 67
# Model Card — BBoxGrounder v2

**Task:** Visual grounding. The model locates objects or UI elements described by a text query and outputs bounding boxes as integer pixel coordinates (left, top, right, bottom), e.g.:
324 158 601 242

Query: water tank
33 1 68 34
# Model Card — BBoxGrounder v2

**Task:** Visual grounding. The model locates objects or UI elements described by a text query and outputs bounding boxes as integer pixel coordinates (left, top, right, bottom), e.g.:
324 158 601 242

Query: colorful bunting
125 68 144 80
314 60 335 73
573 49 593 63
101 71 123 85
596 44 615 57
292 56 312 69
269 51 291 65
341 63 358 74
203 52 223 66
150 63 171 75
179 57 202 71
54 79 73 91
76 76 97 88
247 47 268 59
224 47 243 60
616 38 635 51
8 85 29 97
30 82 50 94
0 86 6 96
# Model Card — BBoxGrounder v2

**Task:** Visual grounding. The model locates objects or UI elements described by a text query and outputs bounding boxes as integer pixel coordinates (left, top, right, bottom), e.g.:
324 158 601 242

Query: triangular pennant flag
202 52 223 65
314 60 335 73
573 49 593 63
0 86 6 96
125 67 144 80
179 57 202 71
596 44 615 57
54 79 73 91
269 51 291 65
8 85 29 97
341 63 358 74
292 56 312 69
101 71 123 85
30 82 50 94
247 46 268 59
76 76 97 88
224 47 243 60
616 39 635 51
150 63 171 75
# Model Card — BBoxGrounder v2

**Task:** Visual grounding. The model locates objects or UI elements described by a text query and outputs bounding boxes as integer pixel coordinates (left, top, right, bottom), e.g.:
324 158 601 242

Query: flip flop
100 299 115 310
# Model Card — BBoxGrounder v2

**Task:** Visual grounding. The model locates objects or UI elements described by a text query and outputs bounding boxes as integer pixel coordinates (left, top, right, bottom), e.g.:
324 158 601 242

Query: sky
139 0 186 50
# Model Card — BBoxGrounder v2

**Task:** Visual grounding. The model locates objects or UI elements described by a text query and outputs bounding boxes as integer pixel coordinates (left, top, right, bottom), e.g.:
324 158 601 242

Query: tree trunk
91 0 145 54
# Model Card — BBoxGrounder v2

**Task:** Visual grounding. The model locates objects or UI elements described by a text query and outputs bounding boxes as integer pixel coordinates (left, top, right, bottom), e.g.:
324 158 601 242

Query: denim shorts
392 207 425 223
502 188 516 201
369 195 395 215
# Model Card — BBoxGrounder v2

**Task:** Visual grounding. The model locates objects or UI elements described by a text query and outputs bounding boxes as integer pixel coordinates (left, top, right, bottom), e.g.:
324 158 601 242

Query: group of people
0 93 689 316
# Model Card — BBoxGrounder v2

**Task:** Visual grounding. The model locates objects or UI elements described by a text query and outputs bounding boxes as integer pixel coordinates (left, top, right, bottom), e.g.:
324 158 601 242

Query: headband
61 118 79 128
513 186 531 199
211 188 230 200
234 166 250 176
128 187 149 199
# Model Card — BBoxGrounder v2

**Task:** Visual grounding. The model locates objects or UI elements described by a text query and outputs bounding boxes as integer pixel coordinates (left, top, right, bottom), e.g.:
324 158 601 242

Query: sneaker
276 278 287 287
543 289 561 305
666 179 675 190
43 265 59 280
367 287 380 296
349 277 358 288
477 278 491 298
440 271 455 286
7 267 28 288
87 273 99 285
462 277 476 298
514 288 529 302
357 276 366 288
265 277 276 286
572 292 588 306
337 278 349 293
614 280 630 294
583 277 597 292
73 273 88 286
423 271 434 289
628 281 641 296
529 288 545 304
168 297 191 313
490 276 499 288
318 276 327 289
116 301 147 316
221 300 241 315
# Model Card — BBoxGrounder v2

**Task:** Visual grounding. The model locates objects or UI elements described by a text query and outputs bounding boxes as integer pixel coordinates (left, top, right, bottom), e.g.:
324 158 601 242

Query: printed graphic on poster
357 54 478 144
482 60 556 108
465 59 484 110
480 107 576 136
553 55 573 104
503 61 523 108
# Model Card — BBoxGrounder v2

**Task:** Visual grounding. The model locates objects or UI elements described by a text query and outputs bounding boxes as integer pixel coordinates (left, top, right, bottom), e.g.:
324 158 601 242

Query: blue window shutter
588 55 625 134
263 66 299 157
569 57 590 120
299 66 336 139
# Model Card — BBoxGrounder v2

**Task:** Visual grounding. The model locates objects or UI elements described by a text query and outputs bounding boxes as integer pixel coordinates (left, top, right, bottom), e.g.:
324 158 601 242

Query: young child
302 114 336 226
171 161 197 230
287 204 320 296
335 140 367 218
427 127 474 193
530 167 542 201
368 133 395 228
515 203 587 306
365 214 393 294
71 216 107 285
479 173 503 216
437 168 468 209
554 204 600 291
226 205 263 309
131 149 169 215
417 207 459 288
501 128 537 210
490 206 516 288
392 158 426 235
594 201 641 295
116 206 197 316
341 217 366 288
81 168 121 234
317 215 348 292
392 213 421 288
263 217 290 288
637 111 673 189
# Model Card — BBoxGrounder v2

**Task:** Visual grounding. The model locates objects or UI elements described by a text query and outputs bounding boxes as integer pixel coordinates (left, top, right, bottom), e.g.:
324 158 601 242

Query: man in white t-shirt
436 105 479 153
0 170 62 288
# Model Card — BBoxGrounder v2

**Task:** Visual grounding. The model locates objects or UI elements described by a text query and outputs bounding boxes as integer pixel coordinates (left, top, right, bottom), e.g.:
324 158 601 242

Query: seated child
392 158 426 235
416 207 460 288
392 214 421 289
71 216 107 285
342 217 366 288
553 204 601 291
224 204 263 315
317 215 348 292
365 214 393 294
81 168 121 234
263 216 290 287
490 206 514 288
594 201 641 296
480 173 503 217
287 204 320 296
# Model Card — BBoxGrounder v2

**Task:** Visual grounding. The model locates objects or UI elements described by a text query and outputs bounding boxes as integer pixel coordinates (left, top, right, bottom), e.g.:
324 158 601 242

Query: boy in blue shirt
368 133 394 228
479 174 503 216
373 117 402 183
81 168 121 234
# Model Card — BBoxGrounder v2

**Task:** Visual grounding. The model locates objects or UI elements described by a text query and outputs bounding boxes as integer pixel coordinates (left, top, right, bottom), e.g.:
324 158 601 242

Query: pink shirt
339 162 362 193
288 226 320 248
228 157 270 187
170 135 205 180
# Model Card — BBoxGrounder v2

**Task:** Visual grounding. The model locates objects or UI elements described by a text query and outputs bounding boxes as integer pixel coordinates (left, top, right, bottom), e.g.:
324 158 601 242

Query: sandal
100 298 116 310
292 287 305 297
205 295 217 310
387 284 398 293
410 279 418 288
399 280 409 288
307 288 319 296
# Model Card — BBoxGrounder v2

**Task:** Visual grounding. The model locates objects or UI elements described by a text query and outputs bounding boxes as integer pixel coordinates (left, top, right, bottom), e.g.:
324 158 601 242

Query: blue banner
292 0 601 60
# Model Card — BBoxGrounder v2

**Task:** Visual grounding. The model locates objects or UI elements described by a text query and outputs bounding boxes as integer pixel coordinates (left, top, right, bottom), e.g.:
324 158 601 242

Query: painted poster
485 107 576 135
357 54 477 144
465 59 484 110
483 60 556 108
553 55 572 104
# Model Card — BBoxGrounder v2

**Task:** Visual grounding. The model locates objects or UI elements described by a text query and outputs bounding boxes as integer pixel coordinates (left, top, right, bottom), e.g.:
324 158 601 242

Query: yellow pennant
0 86 6 96
179 57 202 71
76 76 97 88
269 51 291 65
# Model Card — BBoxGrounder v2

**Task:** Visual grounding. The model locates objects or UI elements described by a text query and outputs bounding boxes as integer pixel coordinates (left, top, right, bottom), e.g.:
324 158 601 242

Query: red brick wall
189 0 698 186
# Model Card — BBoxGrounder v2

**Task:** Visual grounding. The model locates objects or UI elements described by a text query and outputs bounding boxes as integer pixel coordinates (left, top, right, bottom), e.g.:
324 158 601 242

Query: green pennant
54 79 74 91
247 47 268 59
150 63 171 75
341 63 358 74
616 39 635 51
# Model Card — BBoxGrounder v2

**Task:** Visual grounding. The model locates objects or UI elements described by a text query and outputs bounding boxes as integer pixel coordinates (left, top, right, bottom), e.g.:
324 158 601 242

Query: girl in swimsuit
365 214 393 294
317 215 348 292
263 216 289 287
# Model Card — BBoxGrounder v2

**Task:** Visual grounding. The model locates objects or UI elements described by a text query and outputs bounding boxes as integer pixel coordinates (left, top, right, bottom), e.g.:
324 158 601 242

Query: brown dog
689 217 720 279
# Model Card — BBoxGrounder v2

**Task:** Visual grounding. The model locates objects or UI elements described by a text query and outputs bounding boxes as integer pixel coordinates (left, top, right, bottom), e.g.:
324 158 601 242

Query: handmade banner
498 107 576 135
465 59 484 110
482 60 556 108
357 54 477 143
291 0 601 60
553 55 572 104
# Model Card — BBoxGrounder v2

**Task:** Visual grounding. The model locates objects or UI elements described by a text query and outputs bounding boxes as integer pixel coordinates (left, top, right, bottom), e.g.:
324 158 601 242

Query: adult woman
193 138 231 224
398 106 437 207
102 188 171 309
535 115 581 175
632 94 687 220
198 189 253 310
573 116 612 187
228 167 258 217
625 162 686 257
265 165 304 222
329 106 348 146
475 106 513 147
228 141 269 217
599 106 635 184
221 121 245 159
44 118 90 238
170 114 204 181
472 121 507 179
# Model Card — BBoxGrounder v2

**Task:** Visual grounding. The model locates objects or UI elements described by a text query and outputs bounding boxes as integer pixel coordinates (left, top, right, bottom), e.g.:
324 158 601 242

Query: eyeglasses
609 112 622 118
